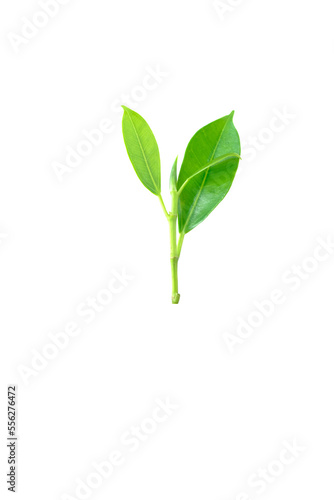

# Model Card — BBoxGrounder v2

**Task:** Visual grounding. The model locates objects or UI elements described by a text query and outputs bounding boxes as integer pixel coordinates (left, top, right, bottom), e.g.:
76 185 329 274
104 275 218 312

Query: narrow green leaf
122 106 161 195
169 157 178 192
178 111 241 233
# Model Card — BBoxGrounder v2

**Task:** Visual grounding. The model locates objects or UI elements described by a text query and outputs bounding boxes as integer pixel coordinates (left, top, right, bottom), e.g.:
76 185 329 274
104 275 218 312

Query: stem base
172 293 180 304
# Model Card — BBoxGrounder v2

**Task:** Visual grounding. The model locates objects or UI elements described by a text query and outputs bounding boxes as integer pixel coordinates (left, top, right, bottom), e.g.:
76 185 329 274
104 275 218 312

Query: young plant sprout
122 106 241 304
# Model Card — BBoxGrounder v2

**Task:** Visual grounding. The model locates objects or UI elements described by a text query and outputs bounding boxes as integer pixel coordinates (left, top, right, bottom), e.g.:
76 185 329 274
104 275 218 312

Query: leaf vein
126 111 159 193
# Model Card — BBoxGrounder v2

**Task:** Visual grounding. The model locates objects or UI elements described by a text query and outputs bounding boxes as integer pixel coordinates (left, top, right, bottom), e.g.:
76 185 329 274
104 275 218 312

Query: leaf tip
169 156 178 192
121 105 135 115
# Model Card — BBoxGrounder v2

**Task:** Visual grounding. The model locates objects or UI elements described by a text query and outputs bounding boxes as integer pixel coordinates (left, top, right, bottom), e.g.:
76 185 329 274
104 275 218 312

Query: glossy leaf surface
177 153 241 194
122 106 161 195
177 112 240 233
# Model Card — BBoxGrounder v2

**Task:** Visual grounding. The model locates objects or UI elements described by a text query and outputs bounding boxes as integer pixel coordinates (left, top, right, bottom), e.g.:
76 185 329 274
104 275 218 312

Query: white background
1 0 334 499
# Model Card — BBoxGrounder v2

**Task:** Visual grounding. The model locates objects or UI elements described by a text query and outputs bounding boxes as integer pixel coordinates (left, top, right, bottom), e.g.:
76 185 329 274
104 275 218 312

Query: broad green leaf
177 111 241 233
169 157 178 192
122 106 161 195
177 153 241 195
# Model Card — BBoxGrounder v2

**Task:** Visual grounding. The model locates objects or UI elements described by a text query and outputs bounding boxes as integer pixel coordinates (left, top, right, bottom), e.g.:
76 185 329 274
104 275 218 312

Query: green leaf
169 157 178 192
177 153 241 195
122 106 161 195
177 111 241 233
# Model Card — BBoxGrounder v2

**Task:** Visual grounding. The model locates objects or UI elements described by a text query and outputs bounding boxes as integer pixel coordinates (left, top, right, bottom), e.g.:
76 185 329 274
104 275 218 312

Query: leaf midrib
126 111 159 193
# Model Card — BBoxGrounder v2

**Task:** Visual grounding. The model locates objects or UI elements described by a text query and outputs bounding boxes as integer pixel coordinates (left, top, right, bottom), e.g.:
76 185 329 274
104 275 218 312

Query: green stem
177 231 185 258
158 194 169 219
169 189 180 304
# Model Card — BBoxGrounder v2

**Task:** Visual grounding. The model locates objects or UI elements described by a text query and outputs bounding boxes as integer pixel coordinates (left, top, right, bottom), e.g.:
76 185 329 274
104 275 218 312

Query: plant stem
158 194 169 219
177 231 185 258
169 188 180 304
158 189 184 304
